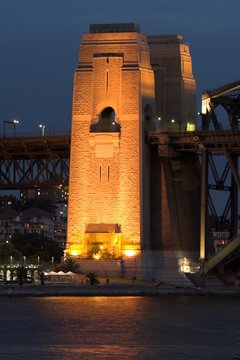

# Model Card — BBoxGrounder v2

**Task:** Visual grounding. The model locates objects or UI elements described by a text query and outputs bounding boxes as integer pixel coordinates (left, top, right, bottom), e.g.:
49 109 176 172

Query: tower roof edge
90 23 140 34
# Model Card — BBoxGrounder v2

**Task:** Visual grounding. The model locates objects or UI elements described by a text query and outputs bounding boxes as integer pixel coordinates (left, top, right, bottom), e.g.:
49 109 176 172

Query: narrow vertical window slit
106 70 109 94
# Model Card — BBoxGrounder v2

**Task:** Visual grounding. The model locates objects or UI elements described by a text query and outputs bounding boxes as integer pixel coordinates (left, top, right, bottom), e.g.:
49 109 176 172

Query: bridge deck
0 134 71 159
148 130 240 154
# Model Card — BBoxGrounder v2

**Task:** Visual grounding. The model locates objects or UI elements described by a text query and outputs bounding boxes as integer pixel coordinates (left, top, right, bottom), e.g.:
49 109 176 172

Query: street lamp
3 119 19 137
39 124 46 136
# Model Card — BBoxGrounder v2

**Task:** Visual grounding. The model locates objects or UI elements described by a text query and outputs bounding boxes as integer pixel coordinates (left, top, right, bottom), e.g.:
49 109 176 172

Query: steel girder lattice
201 80 240 131
0 134 70 190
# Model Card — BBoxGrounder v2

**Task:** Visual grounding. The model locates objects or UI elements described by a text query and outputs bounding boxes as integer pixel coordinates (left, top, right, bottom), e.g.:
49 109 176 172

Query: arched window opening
90 107 120 132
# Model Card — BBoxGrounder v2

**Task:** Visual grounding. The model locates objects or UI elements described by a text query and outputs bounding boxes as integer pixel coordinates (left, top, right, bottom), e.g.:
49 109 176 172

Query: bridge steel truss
0 134 70 190
148 130 240 265
201 79 240 131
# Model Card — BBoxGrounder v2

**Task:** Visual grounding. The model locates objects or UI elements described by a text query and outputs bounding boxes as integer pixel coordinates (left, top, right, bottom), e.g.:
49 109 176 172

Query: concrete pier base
72 250 199 286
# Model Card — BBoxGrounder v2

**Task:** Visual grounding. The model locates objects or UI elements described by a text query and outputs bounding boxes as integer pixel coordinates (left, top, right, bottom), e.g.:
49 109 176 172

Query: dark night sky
0 0 239 135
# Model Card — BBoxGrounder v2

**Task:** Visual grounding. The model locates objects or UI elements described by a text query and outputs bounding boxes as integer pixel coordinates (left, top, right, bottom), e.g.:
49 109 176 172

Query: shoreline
1 283 240 297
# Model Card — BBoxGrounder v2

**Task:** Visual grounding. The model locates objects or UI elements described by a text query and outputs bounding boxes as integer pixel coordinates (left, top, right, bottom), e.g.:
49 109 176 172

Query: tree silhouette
58 258 81 273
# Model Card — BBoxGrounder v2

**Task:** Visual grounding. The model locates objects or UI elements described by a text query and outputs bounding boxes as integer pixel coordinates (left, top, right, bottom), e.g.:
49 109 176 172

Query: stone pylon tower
147 34 199 280
148 35 196 131
66 24 155 264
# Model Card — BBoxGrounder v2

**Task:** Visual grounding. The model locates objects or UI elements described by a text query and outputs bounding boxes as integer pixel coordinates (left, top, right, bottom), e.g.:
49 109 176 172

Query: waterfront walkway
1 280 240 297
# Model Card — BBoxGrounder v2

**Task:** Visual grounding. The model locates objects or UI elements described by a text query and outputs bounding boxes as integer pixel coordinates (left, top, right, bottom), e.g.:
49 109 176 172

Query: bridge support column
226 153 239 238
200 149 208 260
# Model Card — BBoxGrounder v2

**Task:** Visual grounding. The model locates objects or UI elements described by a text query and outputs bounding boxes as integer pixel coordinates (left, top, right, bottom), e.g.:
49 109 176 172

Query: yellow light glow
93 253 101 260
178 257 200 274
124 249 136 257
179 257 190 273
68 244 82 257
187 123 195 132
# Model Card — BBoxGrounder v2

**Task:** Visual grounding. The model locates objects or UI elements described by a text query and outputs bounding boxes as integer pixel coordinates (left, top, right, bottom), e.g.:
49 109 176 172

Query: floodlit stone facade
67 24 155 260
66 24 198 279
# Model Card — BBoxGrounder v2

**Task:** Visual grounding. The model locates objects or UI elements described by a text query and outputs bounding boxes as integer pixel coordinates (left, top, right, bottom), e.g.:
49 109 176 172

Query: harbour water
0 296 239 359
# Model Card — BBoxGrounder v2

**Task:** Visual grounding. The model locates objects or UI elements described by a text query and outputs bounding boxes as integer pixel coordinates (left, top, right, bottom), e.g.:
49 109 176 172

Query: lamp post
168 118 176 132
3 119 19 137
39 124 46 136
13 119 19 136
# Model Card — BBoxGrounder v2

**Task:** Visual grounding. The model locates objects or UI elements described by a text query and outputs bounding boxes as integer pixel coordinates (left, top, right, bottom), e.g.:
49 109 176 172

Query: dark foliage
0 243 22 262
86 271 99 285
58 258 81 273
16 265 29 285
19 198 57 213
11 233 63 261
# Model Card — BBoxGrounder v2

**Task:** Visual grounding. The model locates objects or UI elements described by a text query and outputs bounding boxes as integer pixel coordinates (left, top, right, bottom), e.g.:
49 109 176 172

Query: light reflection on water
0 296 239 359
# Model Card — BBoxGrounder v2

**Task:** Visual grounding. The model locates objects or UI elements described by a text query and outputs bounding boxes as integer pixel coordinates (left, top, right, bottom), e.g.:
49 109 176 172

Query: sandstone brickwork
67 25 155 258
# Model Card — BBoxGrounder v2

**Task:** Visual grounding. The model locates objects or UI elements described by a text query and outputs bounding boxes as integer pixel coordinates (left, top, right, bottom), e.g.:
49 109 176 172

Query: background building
0 196 67 249
20 187 68 203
